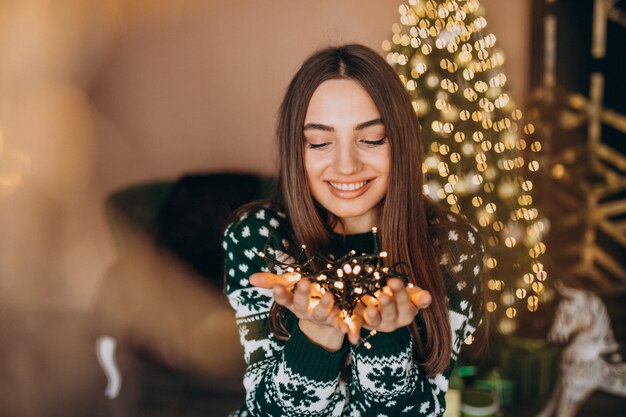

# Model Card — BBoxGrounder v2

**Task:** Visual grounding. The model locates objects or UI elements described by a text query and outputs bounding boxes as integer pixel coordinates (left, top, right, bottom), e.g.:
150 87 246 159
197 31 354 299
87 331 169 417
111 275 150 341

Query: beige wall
0 0 530 310
92 0 530 192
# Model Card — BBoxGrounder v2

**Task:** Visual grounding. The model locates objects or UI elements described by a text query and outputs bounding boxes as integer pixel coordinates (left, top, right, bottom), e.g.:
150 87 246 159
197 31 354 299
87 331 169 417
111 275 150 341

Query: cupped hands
249 273 432 348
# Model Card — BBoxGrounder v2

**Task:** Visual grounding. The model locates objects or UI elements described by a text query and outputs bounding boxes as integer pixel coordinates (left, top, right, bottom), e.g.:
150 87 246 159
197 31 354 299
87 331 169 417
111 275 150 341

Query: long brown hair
269 44 480 375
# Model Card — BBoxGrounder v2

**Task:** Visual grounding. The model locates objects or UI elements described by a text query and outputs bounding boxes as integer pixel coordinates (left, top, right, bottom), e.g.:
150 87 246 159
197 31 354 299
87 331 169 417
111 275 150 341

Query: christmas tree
384 0 548 335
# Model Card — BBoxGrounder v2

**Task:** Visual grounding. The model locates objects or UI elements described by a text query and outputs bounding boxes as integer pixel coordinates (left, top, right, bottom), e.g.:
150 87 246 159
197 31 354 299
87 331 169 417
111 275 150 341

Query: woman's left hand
347 278 432 344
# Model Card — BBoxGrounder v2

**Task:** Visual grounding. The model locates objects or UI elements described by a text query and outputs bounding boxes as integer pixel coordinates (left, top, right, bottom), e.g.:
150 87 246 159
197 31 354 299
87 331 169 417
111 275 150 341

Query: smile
328 180 369 191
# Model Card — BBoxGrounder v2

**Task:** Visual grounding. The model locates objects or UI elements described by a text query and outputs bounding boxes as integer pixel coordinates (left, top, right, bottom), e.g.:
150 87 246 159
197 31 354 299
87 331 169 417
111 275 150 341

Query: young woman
223 44 484 416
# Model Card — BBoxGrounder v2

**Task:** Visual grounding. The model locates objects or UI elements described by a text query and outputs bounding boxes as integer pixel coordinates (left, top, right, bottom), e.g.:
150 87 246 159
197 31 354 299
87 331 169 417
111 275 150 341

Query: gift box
498 337 560 404
461 389 499 417
474 368 514 408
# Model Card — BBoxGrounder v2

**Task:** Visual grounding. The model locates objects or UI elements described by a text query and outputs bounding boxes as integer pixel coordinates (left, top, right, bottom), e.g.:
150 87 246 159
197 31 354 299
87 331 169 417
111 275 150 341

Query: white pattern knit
224 205 483 416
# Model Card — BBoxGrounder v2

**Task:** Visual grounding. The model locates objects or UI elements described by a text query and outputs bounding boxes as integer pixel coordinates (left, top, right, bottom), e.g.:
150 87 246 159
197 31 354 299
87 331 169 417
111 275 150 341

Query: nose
333 142 361 176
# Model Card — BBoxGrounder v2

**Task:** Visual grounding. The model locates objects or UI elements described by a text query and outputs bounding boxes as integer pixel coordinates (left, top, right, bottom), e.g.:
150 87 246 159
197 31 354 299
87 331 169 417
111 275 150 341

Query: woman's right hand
250 272 349 351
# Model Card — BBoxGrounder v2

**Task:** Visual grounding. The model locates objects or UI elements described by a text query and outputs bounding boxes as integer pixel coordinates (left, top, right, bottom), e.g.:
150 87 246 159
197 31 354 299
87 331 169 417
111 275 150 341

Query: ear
554 280 576 298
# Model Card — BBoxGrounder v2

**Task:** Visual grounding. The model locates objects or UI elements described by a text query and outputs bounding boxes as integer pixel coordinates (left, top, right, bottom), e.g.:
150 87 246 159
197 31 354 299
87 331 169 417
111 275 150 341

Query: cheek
382 154 391 175
377 151 391 193
367 149 391 175
304 152 328 179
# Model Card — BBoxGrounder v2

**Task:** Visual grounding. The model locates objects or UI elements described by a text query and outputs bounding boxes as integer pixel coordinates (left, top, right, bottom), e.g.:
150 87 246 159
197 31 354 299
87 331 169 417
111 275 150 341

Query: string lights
385 0 549 334
259 227 410 348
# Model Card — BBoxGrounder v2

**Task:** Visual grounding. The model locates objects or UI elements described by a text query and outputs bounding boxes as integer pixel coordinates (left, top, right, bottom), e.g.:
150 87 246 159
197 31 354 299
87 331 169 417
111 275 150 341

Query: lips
325 179 373 199
328 180 368 191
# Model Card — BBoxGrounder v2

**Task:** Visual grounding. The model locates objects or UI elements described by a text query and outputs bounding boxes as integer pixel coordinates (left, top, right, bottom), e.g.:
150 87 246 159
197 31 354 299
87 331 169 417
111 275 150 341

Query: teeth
329 180 368 191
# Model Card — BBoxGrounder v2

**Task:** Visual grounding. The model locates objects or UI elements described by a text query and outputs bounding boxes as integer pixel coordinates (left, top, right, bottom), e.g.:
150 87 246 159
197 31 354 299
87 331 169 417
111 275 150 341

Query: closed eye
360 138 387 146
307 142 330 149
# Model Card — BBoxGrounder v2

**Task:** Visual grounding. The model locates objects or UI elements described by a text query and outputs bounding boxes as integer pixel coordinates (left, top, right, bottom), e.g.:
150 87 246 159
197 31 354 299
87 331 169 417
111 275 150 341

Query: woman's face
303 78 390 234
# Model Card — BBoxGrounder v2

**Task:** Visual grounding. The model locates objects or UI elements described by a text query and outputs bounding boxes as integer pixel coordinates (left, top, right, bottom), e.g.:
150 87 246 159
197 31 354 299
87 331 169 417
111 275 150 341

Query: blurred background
0 0 624 416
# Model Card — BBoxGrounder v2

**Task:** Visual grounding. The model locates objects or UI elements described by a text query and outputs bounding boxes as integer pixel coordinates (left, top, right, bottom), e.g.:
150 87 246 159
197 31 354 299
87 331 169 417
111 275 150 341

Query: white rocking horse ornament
537 283 626 417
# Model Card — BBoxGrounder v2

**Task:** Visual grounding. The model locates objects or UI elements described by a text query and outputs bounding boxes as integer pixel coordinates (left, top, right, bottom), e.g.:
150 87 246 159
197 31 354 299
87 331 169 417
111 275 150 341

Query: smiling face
303 79 390 234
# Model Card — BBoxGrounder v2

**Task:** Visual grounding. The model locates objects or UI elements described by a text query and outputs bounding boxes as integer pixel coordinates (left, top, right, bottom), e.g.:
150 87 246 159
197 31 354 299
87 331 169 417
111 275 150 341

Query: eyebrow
303 118 383 132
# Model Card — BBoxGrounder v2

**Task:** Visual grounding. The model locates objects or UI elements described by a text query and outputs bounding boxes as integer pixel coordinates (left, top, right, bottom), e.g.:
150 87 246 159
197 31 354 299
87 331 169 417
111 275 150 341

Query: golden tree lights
385 0 548 334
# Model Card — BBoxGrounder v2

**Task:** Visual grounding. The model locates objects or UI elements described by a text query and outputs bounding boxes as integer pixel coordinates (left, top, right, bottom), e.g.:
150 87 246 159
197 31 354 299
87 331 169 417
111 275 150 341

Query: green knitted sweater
223 205 483 417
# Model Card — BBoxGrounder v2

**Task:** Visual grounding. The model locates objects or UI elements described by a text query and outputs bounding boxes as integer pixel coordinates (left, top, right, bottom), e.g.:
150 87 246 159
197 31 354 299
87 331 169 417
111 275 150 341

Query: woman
223 44 484 416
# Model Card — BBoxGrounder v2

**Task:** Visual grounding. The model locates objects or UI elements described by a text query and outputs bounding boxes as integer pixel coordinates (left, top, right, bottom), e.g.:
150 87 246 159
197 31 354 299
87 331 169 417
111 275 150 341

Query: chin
329 210 367 221
325 203 380 223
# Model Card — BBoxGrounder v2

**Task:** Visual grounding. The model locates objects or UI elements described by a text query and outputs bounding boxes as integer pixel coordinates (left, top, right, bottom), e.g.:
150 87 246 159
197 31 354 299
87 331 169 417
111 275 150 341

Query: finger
311 292 334 322
329 311 350 335
346 314 364 345
361 294 380 309
309 282 323 298
282 272 303 291
407 286 432 309
272 284 293 308
381 285 393 297
250 272 301 289
379 291 398 324
388 279 416 322
354 301 380 327
388 279 411 306
249 272 277 288
292 279 312 313
363 306 382 327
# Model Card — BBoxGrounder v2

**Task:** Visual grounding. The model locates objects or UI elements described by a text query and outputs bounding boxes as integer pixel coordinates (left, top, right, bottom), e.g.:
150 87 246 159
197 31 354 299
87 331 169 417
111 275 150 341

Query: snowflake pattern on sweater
224 206 483 417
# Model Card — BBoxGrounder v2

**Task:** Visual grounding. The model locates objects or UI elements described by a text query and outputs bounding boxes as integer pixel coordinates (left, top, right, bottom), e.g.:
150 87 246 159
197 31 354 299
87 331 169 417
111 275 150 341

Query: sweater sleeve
348 222 484 417
223 206 348 416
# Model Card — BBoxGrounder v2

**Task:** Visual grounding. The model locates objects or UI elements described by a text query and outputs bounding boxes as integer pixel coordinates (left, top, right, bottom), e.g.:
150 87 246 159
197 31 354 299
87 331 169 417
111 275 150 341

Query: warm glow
385 0 548 331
